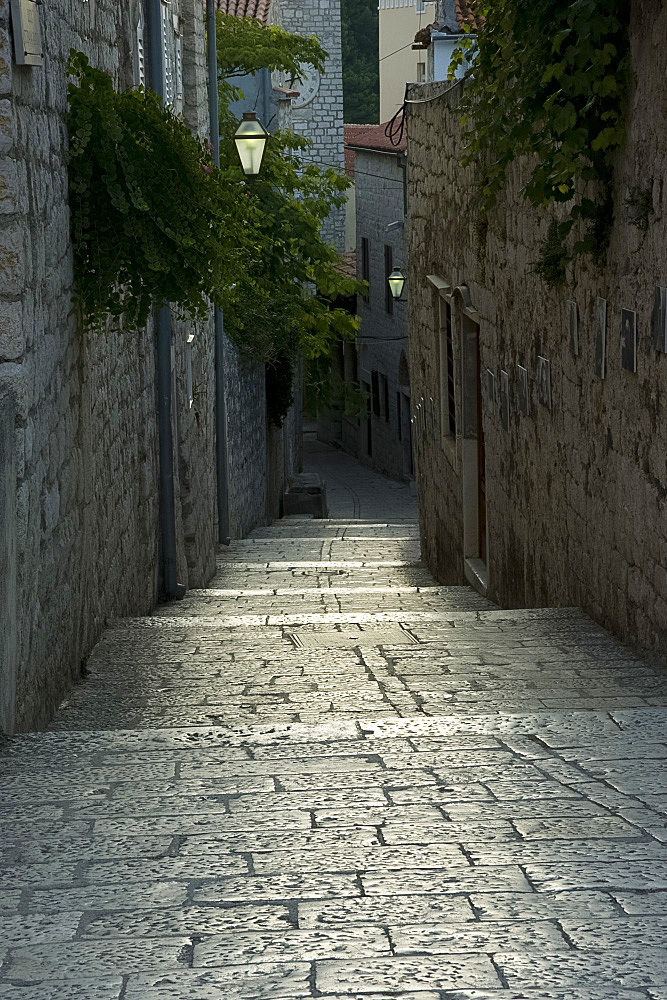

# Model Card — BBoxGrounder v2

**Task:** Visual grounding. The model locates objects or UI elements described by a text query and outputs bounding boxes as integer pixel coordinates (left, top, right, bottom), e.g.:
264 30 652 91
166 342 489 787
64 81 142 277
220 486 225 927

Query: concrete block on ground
283 473 328 519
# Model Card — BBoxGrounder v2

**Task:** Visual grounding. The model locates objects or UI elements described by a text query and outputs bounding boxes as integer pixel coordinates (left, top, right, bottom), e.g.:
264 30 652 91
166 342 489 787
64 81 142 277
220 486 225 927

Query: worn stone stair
2 471 667 996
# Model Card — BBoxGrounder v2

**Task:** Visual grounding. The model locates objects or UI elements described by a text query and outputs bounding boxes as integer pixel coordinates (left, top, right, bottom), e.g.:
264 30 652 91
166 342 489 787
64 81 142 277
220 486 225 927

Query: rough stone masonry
0 0 291 732
405 2 667 657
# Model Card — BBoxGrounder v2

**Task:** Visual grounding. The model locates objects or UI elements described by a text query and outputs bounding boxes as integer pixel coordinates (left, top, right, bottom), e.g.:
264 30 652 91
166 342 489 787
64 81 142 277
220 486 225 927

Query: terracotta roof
216 0 271 23
344 125 375 176
333 250 357 281
345 122 406 155
413 23 436 48
273 85 300 99
456 0 482 30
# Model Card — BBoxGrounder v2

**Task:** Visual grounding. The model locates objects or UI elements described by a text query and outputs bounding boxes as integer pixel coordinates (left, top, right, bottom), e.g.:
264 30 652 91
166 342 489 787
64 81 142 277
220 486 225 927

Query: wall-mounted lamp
233 111 269 176
388 268 407 302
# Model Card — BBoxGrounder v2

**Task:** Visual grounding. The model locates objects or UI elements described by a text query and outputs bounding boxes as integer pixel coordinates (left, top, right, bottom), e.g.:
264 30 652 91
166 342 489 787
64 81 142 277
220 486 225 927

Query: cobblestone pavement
2 443 667 998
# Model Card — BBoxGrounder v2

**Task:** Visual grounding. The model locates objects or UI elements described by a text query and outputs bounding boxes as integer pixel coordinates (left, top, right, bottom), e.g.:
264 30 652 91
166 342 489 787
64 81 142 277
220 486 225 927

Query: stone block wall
355 148 412 483
225 342 268 540
279 0 345 248
0 0 222 730
406 3 667 655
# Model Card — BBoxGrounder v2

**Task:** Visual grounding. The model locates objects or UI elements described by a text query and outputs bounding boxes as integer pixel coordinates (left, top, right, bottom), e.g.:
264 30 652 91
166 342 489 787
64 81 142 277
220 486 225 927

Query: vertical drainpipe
206 0 231 544
146 0 186 599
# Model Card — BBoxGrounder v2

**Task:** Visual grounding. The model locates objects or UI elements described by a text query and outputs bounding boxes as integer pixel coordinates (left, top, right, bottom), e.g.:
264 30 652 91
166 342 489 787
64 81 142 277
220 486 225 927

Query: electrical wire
385 78 463 147
379 39 420 63
297 152 405 185
357 335 408 342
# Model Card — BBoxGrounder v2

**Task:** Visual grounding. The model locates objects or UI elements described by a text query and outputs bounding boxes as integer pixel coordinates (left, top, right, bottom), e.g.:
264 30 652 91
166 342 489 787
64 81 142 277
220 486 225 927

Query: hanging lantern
388 268 406 300
233 112 269 176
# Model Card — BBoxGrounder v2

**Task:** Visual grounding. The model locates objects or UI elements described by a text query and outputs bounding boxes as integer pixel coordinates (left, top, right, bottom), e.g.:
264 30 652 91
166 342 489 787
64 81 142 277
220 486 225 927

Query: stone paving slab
2 443 667 996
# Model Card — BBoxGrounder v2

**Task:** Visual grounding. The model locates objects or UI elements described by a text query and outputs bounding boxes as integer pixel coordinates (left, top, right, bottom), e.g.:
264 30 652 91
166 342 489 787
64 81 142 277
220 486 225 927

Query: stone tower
277 0 346 248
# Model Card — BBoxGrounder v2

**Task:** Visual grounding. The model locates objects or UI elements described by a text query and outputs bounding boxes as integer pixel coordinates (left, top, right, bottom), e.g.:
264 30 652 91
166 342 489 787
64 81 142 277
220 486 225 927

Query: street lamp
388 268 406 301
234 111 269 176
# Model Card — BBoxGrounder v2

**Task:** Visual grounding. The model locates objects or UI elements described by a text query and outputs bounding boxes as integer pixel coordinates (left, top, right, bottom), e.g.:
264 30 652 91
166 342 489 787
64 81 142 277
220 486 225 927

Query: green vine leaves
452 0 631 282
66 50 259 330
67 22 363 420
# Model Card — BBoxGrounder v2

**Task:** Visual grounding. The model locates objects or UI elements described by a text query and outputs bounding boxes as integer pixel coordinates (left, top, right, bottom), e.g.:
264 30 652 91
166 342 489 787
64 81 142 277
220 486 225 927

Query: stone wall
355 148 412 483
279 0 345 248
225 343 268 540
0 0 222 731
406 4 667 656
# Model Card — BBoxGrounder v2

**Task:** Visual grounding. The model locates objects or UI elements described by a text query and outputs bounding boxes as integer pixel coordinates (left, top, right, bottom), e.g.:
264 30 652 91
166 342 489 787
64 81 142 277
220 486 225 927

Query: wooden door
476 337 487 563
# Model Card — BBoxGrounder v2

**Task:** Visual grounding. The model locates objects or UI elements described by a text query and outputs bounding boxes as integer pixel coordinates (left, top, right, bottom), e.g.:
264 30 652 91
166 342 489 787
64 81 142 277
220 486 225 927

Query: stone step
12 706 667 758
212 562 430 571
115 606 593 633
151 588 493 618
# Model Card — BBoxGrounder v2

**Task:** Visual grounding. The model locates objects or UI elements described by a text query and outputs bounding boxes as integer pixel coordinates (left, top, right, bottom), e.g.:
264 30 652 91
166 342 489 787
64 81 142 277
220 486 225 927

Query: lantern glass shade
234 112 269 176
388 268 406 300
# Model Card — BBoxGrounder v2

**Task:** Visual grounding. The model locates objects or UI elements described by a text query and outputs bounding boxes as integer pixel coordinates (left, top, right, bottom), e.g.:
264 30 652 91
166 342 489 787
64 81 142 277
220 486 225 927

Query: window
417 62 426 82
396 392 402 440
384 245 394 315
161 1 183 114
136 7 146 87
186 333 195 408
361 237 370 301
439 298 456 439
371 370 381 417
381 374 390 422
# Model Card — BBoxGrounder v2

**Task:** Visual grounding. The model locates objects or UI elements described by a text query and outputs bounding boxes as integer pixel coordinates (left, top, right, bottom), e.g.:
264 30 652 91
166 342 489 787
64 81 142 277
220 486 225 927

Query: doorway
362 380 372 458
476 335 487 564
461 316 488 594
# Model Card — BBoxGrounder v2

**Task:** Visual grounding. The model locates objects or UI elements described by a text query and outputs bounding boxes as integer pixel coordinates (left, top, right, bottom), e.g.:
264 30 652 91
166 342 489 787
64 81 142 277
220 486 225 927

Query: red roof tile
333 250 357 280
456 0 482 30
344 124 376 176
216 0 271 24
345 122 406 155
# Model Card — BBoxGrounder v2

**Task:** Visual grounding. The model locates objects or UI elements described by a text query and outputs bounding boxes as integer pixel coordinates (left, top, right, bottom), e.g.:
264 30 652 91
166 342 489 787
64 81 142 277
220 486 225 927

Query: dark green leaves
455 0 631 275
66 50 249 329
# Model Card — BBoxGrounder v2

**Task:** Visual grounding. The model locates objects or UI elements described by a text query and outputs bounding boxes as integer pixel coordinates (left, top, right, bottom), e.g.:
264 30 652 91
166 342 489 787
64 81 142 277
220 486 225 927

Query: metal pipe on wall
206 0 231 544
146 0 186 598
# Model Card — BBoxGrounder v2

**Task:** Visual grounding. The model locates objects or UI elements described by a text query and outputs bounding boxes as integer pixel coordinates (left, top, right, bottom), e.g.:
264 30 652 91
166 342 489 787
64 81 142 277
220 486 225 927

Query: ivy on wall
66 51 250 329
452 0 632 282
67 22 363 423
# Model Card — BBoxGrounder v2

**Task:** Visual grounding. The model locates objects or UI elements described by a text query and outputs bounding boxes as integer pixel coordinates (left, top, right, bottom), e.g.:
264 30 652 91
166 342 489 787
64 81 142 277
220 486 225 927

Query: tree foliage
341 0 379 124
66 17 363 408
216 13 325 82
215 12 363 417
452 0 631 277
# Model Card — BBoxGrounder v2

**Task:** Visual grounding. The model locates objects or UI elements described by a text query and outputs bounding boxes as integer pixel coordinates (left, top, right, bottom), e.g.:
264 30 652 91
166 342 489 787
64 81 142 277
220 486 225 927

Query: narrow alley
2 444 667 997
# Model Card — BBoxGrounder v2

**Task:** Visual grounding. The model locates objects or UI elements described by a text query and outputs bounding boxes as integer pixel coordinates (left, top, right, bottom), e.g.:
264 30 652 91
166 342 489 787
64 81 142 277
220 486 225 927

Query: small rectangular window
382 374 390 422
384 245 394 315
417 62 426 82
186 333 195 408
371 370 381 417
438 299 456 439
136 10 146 88
361 237 370 301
